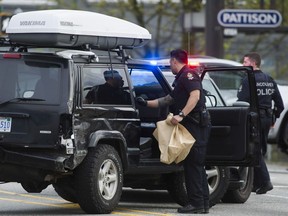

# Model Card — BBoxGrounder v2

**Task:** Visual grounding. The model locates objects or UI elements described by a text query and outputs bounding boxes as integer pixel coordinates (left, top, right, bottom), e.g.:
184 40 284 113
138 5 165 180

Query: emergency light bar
6 9 152 49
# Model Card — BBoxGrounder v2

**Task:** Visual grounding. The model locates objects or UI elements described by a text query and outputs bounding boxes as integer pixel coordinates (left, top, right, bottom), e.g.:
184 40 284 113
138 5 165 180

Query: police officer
137 49 211 214
237 52 284 194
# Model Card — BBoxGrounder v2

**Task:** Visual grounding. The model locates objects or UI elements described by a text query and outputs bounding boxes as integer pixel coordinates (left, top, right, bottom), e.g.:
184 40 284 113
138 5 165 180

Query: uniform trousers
253 115 272 188
182 118 211 207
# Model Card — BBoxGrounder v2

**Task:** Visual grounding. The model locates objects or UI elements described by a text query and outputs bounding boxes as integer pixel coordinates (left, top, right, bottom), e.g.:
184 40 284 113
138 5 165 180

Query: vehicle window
207 71 247 106
209 71 245 89
0 59 61 104
130 68 166 99
161 71 175 87
162 71 225 107
82 67 131 105
202 78 225 107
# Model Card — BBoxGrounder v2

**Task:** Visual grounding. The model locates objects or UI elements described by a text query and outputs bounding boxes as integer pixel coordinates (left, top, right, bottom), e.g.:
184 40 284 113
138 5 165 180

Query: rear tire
207 166 230 206
222 167 253 203
21 181 48 193
75 144 123 214
53 177 77 203
167 166 230 207
166 172 189 206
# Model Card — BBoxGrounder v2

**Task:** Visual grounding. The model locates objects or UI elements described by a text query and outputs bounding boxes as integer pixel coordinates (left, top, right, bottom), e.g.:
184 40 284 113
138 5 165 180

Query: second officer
237 52 284 194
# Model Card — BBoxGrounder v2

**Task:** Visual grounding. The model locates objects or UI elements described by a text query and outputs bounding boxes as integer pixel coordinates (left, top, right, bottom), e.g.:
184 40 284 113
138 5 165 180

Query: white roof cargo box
6 9 151 49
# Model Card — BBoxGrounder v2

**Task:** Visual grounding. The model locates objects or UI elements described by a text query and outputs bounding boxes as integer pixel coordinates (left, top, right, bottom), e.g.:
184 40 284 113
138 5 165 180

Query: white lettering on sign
218 9 282 28
223 13 277 25
20 21 46 26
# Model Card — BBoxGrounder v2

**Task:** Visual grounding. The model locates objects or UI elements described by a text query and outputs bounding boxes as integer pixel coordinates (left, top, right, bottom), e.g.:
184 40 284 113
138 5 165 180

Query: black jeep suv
0 9 260 214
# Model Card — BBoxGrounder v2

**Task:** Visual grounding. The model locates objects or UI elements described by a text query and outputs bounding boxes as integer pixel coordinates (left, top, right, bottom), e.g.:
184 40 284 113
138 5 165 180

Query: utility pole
205 0 224 58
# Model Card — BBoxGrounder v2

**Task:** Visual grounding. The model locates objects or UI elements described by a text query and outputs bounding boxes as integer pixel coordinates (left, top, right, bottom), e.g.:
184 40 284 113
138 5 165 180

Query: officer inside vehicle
237 52 284 195
85 70 131 105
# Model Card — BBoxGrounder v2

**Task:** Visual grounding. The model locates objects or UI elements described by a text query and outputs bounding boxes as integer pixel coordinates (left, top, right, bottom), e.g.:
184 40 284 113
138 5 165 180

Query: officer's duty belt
186 109 206 124
259 108 273 118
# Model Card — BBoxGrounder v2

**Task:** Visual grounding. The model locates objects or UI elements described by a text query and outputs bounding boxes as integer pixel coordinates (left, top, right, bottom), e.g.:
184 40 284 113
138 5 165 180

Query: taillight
3 53 22 59
188 61 200 67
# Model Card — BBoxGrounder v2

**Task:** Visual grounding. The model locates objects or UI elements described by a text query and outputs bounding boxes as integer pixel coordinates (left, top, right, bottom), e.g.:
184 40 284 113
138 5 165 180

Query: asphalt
265 144 288 174
267 161 288 174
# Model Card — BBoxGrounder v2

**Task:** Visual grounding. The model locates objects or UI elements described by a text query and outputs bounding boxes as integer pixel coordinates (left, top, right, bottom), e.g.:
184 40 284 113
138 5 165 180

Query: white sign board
217 9 282 28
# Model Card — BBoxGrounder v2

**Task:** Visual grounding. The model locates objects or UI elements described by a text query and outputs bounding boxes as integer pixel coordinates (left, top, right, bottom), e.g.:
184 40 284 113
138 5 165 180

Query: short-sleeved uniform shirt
170 65 205 115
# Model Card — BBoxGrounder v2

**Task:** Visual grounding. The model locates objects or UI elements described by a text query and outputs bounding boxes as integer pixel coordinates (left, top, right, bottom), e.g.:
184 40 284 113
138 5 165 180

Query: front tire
167 166 230 207
75 144 123 214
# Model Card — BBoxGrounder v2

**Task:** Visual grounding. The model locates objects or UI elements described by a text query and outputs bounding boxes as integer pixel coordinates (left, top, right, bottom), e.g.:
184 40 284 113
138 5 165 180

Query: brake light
188 61 200 67
3 53 22 59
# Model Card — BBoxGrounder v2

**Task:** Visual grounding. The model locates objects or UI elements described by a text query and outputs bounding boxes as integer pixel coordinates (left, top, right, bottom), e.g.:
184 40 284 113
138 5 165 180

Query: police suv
0 10 260 214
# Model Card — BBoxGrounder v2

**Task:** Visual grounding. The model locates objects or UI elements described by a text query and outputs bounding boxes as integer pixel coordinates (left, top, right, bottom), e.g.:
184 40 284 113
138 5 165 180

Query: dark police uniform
237 70 284 191
170 65 211 209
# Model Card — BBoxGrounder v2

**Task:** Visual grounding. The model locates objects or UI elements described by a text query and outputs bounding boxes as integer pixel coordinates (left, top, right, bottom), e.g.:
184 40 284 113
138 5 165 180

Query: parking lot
0 157 287 216
0 3 288 215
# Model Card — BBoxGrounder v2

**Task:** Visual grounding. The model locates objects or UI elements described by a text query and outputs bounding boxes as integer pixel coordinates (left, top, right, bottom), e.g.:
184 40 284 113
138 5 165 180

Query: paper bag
153 113 195 164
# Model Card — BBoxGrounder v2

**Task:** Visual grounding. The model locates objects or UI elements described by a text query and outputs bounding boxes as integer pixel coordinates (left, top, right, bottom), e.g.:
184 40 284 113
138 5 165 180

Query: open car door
128 62 260 167
202 66 261 166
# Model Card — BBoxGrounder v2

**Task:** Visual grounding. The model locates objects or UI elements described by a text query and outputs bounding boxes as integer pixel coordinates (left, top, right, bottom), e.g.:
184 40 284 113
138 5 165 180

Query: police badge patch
187 73 194 80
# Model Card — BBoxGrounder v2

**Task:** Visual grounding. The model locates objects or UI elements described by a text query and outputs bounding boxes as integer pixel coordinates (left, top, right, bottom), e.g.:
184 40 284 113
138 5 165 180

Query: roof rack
0 36 11 46
0 36 131 65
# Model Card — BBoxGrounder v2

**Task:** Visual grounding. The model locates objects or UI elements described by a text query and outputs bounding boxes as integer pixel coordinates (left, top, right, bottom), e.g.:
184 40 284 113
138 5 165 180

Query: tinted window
130 69 166 100
82 66 132 105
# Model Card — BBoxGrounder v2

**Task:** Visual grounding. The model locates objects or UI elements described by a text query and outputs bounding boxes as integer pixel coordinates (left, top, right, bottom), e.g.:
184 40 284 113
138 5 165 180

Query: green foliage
55 0 79 9
181 0 202 12
85 0 185 57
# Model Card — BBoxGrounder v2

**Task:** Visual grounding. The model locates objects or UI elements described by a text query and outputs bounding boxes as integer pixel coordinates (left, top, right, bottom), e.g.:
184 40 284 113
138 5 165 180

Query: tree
69 0 202 58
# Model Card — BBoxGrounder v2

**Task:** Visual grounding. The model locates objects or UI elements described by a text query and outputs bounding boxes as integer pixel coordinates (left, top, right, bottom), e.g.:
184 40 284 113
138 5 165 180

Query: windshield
0 59 61 104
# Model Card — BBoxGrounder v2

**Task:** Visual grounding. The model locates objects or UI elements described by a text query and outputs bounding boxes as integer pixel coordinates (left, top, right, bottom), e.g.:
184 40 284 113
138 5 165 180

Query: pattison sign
217 9 282 28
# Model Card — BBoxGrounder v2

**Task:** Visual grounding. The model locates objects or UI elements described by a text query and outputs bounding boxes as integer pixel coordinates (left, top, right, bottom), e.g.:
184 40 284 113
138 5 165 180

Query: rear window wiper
0 97 45 106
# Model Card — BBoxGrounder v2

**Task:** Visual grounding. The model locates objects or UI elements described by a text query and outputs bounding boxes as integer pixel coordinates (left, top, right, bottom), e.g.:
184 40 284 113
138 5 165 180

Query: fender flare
88 130 129 170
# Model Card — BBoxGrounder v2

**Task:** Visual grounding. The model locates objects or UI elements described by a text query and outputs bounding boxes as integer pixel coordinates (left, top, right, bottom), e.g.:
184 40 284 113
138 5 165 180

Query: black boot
177 204 204 214
203 200 210 214
256 181 273 194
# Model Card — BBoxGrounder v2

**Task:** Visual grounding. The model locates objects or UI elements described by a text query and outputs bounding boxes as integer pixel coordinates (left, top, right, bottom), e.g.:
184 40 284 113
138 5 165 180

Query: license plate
0 117 12 132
